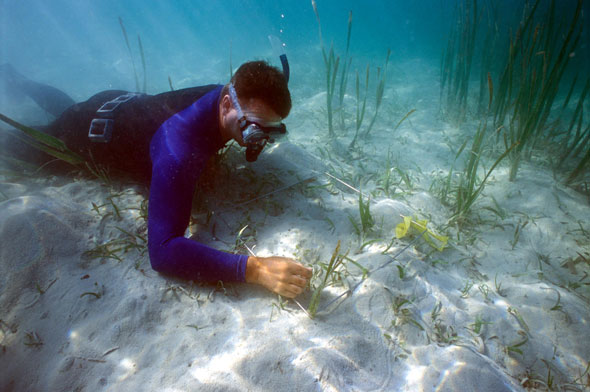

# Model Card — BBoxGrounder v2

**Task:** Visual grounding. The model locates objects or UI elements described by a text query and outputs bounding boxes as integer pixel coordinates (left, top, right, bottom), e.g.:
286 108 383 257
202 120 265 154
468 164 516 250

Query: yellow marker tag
395 215 412 238
395 215 448 252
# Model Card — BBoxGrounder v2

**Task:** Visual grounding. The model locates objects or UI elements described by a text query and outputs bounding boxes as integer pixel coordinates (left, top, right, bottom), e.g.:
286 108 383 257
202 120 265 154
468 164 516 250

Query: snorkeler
0 60 312 299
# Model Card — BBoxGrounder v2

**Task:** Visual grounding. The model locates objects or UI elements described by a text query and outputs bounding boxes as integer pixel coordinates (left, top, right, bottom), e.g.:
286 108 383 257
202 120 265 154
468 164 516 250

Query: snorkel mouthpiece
242 123 270 162
246 141 266 162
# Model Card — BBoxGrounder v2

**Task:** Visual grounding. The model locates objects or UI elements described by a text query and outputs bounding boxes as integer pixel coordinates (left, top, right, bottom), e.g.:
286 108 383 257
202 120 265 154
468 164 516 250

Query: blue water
0 0 450 95
1 1 588 99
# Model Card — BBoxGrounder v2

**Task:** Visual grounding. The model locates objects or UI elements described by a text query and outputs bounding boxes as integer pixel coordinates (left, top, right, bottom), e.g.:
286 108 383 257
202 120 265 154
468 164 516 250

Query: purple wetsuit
147 85 248 282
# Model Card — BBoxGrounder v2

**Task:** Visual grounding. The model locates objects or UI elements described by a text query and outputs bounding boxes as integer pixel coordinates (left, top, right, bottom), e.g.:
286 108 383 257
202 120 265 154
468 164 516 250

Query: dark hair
228 60 291 118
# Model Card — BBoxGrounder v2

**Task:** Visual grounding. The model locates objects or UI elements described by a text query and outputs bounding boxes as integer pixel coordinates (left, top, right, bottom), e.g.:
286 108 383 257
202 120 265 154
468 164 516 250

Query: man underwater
0 60 312 299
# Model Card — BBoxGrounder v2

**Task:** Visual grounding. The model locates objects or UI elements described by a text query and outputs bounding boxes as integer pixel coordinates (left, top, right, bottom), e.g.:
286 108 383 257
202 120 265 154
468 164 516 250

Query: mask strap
228 83 247 129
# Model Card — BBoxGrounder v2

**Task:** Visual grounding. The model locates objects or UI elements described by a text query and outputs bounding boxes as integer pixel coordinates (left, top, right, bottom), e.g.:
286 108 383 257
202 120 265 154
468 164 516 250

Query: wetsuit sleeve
147 153 248 283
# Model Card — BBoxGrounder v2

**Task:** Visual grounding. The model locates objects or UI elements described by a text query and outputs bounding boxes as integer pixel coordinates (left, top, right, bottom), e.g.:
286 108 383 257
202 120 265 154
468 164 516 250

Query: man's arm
147 121 311 294
147 153 248 282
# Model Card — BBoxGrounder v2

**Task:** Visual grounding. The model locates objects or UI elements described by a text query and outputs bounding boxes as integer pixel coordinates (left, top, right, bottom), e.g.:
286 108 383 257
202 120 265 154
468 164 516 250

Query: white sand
1 60 589 391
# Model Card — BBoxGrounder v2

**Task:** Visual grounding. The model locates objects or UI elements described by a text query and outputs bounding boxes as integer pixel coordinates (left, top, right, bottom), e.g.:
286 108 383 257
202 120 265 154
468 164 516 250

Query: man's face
221 95 282 147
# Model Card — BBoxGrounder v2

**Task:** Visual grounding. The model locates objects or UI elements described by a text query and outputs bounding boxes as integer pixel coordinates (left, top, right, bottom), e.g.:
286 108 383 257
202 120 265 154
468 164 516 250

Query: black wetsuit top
45 85 219 179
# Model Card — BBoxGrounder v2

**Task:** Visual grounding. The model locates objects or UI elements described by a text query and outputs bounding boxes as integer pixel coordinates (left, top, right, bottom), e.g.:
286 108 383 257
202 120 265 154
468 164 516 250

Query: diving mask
228 83 287 162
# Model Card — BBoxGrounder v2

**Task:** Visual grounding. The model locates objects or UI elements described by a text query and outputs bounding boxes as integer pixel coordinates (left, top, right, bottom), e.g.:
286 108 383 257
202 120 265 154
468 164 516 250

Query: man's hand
245 256 312 298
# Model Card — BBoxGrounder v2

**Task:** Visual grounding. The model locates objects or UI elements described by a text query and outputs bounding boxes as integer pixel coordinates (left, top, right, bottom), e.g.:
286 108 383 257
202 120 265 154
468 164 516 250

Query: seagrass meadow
1 1 589 391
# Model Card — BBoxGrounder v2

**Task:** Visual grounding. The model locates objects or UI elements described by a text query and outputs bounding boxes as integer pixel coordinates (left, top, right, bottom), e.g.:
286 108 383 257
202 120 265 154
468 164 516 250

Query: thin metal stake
234 175 316 208
323 171 361 194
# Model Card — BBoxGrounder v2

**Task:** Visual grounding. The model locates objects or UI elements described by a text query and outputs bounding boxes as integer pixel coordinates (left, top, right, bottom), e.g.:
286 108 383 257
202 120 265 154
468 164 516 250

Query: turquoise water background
1 1 588 100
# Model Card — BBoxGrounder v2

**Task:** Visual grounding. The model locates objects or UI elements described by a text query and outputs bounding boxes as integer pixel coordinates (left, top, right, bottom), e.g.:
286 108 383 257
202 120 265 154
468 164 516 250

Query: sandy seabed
1 60 589 391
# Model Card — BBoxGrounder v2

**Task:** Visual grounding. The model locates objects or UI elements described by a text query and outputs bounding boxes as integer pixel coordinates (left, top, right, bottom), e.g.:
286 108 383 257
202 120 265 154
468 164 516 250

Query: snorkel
229 35 290 162
269 35 290 83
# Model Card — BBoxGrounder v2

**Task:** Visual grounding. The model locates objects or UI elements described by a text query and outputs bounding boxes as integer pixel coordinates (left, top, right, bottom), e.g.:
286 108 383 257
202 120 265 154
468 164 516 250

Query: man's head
219 61 291 159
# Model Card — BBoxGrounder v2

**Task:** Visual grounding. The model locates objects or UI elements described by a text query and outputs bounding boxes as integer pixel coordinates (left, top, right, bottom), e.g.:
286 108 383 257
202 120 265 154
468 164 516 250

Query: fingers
276 283 304 299
285 259 313 277
277 270 309 299
268 275 306 298
253 256 313 298
264 257 312 280
294 264 313 279
289 275 308 288
284 263 311 293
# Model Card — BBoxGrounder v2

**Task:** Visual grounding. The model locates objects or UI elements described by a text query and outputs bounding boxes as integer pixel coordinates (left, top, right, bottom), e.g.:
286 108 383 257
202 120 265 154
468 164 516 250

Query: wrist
245 256 260 284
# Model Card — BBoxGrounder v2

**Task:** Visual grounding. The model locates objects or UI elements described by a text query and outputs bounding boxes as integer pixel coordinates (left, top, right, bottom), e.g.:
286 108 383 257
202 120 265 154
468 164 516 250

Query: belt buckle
96 93 139 115
88 93 141 143
88 118 114 143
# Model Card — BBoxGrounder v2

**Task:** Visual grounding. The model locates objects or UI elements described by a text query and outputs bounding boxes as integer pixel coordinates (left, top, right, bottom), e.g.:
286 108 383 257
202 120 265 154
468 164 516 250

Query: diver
0 60 312 299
